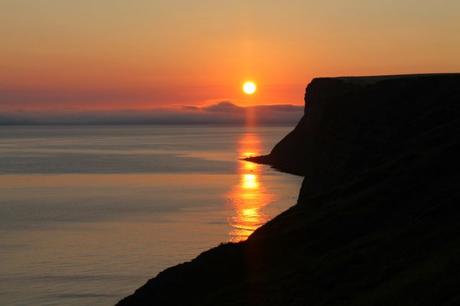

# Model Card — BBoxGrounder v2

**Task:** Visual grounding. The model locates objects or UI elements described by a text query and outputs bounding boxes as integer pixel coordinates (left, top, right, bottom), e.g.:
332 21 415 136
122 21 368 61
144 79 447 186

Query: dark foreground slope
118 74 460 306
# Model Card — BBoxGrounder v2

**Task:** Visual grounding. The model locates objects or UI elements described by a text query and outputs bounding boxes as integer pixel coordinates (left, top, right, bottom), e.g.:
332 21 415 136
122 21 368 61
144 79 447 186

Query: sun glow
227 133 273 242
242 174 258 189
242 81 257 95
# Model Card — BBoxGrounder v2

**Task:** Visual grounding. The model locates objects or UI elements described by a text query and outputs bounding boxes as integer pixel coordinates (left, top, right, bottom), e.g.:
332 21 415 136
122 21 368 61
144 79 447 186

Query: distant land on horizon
0 101 303 126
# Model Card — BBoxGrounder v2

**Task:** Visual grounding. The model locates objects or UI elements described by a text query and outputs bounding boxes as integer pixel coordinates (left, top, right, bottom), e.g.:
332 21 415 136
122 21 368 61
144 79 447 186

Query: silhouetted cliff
117 74 460 306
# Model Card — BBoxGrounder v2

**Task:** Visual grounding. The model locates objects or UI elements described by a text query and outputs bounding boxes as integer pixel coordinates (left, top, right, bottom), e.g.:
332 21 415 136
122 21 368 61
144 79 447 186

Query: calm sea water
0 125 302 306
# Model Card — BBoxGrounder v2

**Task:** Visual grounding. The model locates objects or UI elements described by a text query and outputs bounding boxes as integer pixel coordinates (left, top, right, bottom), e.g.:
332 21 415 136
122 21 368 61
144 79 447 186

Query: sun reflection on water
228 133 274 242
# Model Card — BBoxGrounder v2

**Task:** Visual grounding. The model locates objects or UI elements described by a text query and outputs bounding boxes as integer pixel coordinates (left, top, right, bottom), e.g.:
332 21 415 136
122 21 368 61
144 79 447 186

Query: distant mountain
117 74 460 306
0 102 303 126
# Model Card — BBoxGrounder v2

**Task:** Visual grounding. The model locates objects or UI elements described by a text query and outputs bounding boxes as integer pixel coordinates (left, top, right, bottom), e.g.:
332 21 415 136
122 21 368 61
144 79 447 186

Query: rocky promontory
118 74 460 306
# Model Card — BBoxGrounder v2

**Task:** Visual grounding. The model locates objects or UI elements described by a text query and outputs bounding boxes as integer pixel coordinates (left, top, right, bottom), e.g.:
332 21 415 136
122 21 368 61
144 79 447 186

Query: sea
0 125 302 306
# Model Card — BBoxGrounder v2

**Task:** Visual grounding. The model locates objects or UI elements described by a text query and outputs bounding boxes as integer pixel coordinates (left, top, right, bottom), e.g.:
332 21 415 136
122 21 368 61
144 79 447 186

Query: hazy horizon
0 101 303 125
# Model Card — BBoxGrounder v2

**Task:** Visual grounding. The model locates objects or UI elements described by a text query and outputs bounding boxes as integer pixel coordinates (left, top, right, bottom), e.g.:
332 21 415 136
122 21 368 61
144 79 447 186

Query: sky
1 0 460 117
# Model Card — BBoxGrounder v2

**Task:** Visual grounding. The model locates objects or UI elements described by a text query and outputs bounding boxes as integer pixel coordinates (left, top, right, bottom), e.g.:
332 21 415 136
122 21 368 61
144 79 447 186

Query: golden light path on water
228 133 274 242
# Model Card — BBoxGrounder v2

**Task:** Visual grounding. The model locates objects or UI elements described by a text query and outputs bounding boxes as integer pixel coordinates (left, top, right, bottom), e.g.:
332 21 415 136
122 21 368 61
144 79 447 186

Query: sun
243 81 257 95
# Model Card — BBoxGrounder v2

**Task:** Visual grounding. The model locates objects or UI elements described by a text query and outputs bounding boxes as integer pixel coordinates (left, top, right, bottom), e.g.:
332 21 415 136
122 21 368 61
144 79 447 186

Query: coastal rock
249 74 460 196
117 74 460 306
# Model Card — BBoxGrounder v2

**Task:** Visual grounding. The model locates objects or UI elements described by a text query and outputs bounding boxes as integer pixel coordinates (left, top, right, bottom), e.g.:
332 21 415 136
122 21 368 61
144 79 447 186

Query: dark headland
118 74 460 306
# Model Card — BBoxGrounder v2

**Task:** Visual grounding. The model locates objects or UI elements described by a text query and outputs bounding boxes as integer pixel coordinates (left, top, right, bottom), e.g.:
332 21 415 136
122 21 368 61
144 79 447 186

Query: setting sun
243 81 257 95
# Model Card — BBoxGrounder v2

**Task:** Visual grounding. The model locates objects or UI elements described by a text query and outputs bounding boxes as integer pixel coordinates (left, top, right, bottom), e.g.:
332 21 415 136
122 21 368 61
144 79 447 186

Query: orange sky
1 0 460 111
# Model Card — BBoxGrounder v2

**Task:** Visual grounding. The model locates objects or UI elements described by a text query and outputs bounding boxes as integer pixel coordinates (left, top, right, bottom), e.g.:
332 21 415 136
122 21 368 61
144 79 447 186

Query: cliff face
118 74 460 306
252 74 460 198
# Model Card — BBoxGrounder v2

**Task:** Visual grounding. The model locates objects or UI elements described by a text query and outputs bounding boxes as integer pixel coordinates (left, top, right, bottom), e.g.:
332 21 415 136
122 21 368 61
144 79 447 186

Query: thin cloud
0 101 303 125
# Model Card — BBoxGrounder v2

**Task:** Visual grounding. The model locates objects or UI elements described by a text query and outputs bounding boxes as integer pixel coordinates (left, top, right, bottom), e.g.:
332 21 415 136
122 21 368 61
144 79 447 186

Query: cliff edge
118 74 460 306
